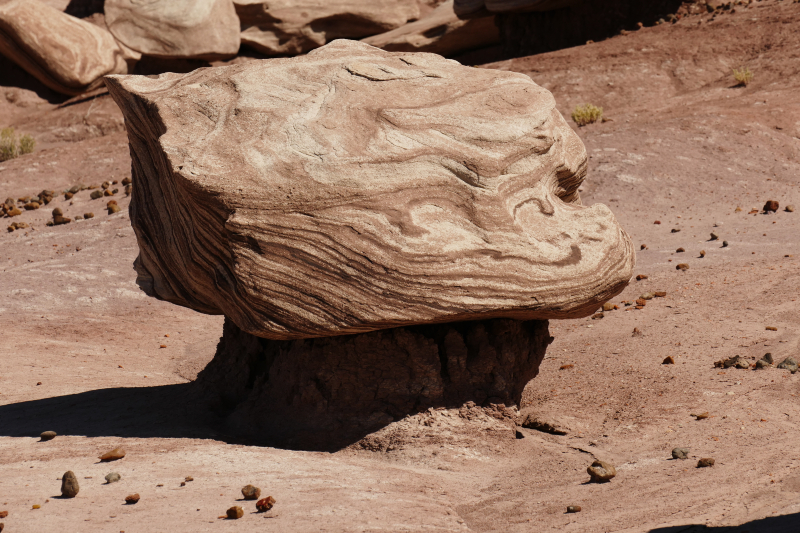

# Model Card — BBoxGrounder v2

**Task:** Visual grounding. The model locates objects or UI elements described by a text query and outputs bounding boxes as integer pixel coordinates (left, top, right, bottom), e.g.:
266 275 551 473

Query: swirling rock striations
105 39 634 341
0 0 130 95
104 0 240 60
234 0 420 57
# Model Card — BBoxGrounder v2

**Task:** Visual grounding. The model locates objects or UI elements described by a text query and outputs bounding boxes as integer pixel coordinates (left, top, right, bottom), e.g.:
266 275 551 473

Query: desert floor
1 1 800 531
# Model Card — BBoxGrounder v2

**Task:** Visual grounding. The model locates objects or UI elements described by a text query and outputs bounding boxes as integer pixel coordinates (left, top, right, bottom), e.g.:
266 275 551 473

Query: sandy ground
1 1 800 531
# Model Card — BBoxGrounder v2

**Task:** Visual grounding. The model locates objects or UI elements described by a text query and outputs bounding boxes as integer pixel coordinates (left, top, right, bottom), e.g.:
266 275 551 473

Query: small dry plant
0 127 35 162
732 66 753 87
571 104 603 127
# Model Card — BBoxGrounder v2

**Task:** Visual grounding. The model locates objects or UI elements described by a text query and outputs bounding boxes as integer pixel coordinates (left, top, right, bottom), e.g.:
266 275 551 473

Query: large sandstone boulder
0 0 129 95
104 0 240 60
234 0 420 57
362 0 500 57
105 40 634 341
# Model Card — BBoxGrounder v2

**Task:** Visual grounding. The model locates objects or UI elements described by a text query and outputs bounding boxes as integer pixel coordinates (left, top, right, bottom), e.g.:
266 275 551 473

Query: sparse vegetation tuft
0 127 35 162
571 104 604 127
732 66 753 87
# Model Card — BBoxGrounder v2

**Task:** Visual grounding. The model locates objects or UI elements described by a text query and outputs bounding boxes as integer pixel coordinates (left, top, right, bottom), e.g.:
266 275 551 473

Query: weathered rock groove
196 316 552 450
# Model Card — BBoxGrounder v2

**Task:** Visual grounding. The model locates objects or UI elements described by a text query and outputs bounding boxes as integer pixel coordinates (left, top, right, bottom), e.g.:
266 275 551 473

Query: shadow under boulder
496 0 685 57
196 317 552 451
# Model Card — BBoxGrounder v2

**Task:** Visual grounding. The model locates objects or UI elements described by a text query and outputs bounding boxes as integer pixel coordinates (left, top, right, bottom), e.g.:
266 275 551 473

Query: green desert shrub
0 127 35 161
571 104 604 127
732 66 753 87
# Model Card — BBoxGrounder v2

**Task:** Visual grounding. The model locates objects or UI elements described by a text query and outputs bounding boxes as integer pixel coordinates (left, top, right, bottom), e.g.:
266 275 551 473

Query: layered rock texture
234 0 420 56
199 316 551 448
0 0 129 95
105 39 634 341
104 0 240 60
362 0 500 57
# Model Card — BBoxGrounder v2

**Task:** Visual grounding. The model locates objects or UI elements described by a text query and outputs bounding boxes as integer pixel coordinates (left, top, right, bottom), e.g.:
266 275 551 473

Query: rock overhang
105 39 634 340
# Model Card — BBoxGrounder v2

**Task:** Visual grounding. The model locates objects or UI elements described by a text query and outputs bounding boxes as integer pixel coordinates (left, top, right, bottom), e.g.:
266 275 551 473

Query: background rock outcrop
0 0 129 95
362 0 500 57
234 0 420 56
104 0 240 60
105 39 634 340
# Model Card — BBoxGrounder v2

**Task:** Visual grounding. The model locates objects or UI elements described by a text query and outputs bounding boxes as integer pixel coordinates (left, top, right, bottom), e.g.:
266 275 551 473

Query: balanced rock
235 0 420 57
363 0 500 57
104 0 240 60
105 40 634 341
0 0 130 95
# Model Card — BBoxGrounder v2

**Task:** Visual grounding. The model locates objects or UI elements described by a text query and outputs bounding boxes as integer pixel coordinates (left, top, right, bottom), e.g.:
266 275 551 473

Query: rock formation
362 0 500 57
234 0 420 56
199 316 552 448
106 40 633 447
0 0 130 95
106 40 634 340
104 0 240 60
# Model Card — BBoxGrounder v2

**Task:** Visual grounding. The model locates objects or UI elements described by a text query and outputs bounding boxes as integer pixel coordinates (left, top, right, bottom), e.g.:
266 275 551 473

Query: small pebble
591 313 604 320
122 177 132 186
692 412 709 420
671 228 681 233
40 431 56 441
676 263 689 271
566 505 581 514
662 356 675 365
676 247 685 253
99 447 126 462
709 232 719 241
84 212 94 219
697 458 715 468
180 482 186 487
256 496 276 513
722 241 729 247
32 505 40 510
242 484 261 501
105 472 121 484
90 190 103 200
654 291 667 297
671 447 689 460
763 200 779 213
766 326 777 331
185 476 193 482
52 207 63 217
125 494 140 504
786 205 795 213
640 292 654 300
0 511 7 518
699 250 706 258
226 506 244 519
636 274 648 280
61 471 79 498
587 460 616 483
632 327 643 337
777 357 799 373
640 244 648 250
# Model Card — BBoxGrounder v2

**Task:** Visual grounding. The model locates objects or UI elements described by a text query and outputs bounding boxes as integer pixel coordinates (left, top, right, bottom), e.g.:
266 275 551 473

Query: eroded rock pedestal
197 317 551 449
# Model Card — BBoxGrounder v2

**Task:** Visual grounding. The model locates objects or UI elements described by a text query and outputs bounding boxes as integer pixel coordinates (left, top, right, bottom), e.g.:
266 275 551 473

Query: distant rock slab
104 0 240 60
0 0 129 95
105 40 634 340
234 0 420 56
362 0 500 57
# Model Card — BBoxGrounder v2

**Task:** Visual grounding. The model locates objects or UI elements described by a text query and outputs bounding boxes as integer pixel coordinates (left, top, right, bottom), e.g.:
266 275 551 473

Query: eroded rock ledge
196 317 551 450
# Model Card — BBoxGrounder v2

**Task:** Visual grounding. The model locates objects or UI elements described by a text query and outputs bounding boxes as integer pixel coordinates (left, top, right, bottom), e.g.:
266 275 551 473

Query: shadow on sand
648 512 800 533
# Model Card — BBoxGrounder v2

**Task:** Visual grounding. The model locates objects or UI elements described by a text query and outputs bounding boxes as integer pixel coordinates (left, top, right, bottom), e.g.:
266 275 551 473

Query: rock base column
195 317 552 450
